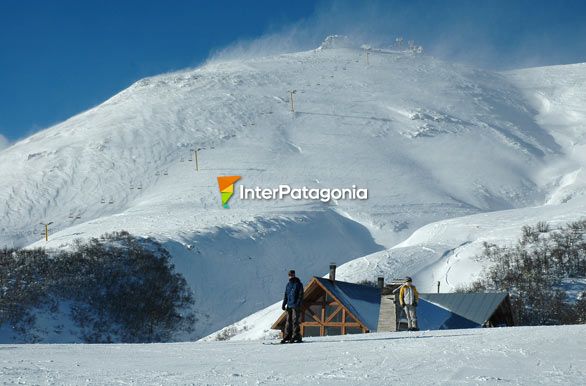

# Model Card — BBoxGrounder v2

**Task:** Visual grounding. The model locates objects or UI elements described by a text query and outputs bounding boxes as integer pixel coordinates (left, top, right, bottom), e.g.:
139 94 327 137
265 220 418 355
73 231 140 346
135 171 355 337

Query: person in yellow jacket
399 277 419 331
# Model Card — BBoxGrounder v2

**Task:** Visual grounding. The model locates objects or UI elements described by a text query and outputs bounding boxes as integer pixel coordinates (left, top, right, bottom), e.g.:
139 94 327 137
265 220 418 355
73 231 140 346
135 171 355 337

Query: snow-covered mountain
208 59 586 341
1 36 585 340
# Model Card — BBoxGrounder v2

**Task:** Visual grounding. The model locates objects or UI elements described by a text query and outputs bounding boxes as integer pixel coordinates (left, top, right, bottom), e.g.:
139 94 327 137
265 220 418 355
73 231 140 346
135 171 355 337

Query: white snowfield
1 325 585 385
208 58 586 341
1 36 586 341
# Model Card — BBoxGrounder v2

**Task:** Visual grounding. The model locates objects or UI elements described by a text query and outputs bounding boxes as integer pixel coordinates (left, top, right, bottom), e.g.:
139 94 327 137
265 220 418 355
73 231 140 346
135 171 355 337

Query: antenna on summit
360 44 373 65
395 36 403 48
364 48 370 65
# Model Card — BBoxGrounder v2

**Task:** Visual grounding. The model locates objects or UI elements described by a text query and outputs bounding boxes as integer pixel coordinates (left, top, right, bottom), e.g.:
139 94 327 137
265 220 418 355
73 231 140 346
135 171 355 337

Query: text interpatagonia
239 184 368 202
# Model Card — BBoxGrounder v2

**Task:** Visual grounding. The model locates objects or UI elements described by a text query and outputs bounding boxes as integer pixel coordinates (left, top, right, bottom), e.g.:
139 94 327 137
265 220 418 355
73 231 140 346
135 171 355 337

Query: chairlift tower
40 222 53 242
195 147 206 172
288 90 297 112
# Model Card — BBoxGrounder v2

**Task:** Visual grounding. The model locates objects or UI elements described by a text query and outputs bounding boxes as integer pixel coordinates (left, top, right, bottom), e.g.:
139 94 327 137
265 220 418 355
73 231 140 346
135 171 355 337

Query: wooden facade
272 277 370 337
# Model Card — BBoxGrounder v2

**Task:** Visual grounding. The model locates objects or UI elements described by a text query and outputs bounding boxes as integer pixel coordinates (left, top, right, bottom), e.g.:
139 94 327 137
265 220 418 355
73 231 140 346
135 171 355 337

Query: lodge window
345 326 363 334
304 303 322 323
325 326 342 336
328 308 343 323
301 290 365 337
303 325 321 337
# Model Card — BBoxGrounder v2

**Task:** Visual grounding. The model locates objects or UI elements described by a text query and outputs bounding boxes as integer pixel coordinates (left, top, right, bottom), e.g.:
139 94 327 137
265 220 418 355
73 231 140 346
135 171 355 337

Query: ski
262 341 306 345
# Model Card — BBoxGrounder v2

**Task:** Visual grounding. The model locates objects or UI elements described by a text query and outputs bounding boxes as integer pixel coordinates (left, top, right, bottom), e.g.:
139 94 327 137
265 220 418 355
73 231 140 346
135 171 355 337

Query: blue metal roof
309 279 508 332
315 277 381 331
416 299 480 330
420 292 508 326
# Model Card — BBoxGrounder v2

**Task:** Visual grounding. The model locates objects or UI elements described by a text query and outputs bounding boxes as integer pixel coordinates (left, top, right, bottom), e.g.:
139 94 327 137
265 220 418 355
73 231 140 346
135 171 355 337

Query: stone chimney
329 263 336 281
377 276 385 289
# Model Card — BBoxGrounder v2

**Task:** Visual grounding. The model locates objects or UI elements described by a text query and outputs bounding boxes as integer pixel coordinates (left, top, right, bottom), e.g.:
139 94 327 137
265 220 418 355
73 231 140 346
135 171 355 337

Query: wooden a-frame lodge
272 264 514 338
272 275 381 336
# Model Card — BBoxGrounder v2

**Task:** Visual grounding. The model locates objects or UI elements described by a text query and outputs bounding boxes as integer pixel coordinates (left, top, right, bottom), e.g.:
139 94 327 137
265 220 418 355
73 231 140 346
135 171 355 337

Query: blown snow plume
0 134 9 151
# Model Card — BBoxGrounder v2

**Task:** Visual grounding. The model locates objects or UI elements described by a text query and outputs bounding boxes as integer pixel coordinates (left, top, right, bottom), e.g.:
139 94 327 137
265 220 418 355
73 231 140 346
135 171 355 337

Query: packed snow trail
1 325 585 385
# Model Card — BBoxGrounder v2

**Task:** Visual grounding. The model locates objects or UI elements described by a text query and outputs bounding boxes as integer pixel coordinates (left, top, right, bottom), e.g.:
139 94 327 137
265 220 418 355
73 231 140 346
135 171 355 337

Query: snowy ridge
1 40 585 341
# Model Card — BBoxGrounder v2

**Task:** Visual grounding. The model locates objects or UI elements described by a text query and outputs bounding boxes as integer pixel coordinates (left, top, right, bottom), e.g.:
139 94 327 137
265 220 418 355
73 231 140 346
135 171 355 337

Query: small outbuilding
417 292 514 329
272 266 514 338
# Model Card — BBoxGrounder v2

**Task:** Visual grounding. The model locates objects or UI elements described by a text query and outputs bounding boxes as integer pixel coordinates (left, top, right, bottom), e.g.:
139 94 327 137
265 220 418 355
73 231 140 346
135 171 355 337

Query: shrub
0 231 195 343
464 220 586 326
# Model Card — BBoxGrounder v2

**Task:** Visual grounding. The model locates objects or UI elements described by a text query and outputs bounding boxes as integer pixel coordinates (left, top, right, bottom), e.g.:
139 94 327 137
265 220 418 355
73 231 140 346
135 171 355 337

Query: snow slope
0 37 584 341
1 325 585 385
1 44 559 249
212 61 586 341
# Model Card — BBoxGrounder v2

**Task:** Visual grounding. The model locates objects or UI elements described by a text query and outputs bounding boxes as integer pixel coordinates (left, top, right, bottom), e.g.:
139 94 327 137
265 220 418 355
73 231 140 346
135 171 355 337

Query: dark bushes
464 220 586 326
0 231 195 343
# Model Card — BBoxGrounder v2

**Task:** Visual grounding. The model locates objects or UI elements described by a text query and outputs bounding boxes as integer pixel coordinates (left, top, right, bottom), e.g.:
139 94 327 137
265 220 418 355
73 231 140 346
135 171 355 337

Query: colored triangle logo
217 176 241 208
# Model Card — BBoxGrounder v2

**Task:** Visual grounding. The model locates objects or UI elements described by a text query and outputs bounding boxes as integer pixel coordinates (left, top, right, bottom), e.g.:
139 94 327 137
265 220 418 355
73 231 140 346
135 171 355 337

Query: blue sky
1 0 585 143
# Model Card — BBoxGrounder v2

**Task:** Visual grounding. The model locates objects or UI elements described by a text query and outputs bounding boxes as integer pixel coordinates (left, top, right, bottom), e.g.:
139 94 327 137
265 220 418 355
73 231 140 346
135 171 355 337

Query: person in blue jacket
281 269 304 343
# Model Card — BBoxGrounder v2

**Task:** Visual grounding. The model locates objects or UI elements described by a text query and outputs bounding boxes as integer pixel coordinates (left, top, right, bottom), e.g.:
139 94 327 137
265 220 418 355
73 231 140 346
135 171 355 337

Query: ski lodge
272 264 514 337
